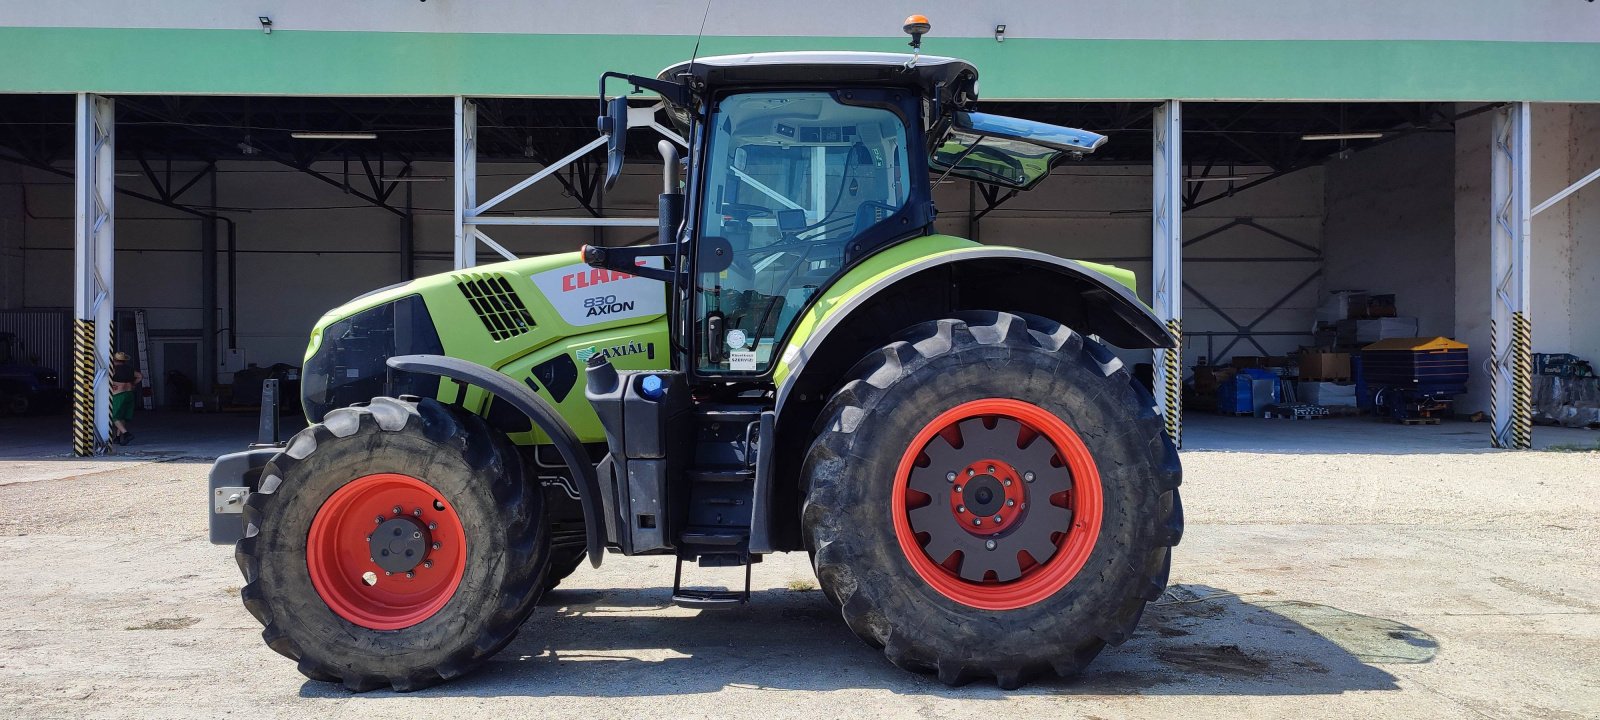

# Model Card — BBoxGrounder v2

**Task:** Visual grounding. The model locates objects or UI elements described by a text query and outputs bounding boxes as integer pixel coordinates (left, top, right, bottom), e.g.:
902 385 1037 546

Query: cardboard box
1319 290 1366 323
1299 351 1351 379
1337 317 1419 344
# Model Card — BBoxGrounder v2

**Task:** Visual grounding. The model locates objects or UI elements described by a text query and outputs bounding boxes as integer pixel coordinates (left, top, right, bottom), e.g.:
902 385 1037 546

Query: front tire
236 397 549 692
801 312 1182 688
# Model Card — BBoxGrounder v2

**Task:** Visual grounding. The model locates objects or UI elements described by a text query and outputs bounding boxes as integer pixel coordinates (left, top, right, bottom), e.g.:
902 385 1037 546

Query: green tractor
210 32 1182 692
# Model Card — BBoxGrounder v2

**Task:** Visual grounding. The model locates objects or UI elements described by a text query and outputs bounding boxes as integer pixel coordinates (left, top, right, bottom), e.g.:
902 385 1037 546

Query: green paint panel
2 27 1598 101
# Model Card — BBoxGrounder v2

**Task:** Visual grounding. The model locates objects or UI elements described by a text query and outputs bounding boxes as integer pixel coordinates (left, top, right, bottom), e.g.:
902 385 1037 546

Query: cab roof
658 51 979 103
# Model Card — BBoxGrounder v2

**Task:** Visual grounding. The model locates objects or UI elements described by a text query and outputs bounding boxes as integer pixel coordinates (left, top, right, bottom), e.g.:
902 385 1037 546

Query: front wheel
801 312 1182 688
236 397 549 692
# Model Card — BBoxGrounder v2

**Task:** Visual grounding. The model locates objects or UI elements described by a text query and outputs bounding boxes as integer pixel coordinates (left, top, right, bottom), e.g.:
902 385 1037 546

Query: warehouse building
1 2 1597 454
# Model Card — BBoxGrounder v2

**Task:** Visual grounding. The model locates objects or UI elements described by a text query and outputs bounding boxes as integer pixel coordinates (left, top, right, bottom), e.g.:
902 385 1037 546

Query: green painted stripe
2 27 1598 101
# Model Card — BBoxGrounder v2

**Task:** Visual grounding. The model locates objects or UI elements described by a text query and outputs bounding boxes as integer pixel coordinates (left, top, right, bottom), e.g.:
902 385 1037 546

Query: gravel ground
1 413 1597 719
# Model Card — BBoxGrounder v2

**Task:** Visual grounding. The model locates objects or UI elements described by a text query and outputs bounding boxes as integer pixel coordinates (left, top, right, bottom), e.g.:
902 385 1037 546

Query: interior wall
0 161 22 309
1453 107 1493 411
1571 105 1600 363
1322 131 1457 337
10 158 665 383
936 162 1327 367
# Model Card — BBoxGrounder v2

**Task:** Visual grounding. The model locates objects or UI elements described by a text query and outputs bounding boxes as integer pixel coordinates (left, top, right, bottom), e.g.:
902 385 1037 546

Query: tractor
209 21 1182 692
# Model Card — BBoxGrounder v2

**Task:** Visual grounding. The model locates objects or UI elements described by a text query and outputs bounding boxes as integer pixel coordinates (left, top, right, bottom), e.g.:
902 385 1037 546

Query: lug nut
413 508 423 517
1006 499 1015 507
393 506 402 515
1004 479 1013 487
376 515 385 525
406 571 415 579
954 484 963 493
431 542 442 550
993 515 1003 523
957 505 966 513
946 471 956 482
1024 471 1036 483
967 469 975 477
987 465 996 474
365 535 371 542
385 571 393 576
985 540 996 551
423 560 433 569
427 522 437 530
973 518 982 526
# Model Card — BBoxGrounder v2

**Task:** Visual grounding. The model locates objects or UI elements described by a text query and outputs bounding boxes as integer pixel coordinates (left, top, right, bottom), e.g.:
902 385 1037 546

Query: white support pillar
1489 102 1534 449
1151 100 1183 448
72 93 115 456
453 96 478 270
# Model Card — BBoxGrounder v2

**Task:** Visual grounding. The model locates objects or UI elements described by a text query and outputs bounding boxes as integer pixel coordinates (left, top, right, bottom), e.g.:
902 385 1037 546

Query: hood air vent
455 272 535 341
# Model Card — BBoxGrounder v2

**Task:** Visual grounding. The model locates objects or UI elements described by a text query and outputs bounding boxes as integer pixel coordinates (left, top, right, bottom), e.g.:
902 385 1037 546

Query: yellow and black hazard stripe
1511 311 1533 449
1162 318 1182 447
72 318 96 456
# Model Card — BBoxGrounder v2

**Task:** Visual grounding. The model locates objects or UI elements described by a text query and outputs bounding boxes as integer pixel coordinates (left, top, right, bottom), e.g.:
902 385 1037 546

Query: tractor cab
587 51 1105 379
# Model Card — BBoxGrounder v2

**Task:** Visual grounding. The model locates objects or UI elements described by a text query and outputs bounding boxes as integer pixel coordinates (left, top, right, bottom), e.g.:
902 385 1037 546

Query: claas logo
561 260 649 292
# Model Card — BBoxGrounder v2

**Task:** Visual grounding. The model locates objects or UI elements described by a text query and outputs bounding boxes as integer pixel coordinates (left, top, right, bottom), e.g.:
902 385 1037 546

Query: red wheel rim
306 473 468 630
892 398 1103 610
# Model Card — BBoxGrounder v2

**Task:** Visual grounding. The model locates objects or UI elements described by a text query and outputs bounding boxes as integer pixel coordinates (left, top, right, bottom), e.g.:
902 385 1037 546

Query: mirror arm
581 243 681 284
599 72 690 110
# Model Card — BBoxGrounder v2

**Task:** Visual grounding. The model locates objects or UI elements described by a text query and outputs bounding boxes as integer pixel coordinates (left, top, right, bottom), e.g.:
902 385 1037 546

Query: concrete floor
0 409 1597 719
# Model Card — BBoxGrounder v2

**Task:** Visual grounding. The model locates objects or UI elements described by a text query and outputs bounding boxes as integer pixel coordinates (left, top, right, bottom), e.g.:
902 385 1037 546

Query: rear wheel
236 397 549 692
801 312 1182 688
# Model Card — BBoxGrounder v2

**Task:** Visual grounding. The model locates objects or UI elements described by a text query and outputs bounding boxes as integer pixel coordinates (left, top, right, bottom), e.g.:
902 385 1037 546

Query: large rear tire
801 312 1182 688
236 397 549 692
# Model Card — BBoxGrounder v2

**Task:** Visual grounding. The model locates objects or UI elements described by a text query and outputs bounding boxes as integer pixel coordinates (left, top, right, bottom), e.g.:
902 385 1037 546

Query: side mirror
600 96 629 191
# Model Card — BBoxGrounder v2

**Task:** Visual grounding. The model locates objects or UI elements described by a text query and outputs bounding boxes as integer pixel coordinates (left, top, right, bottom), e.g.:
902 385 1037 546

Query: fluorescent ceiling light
1301 132 1383 141
290 132 377 140
1184 175 1248 183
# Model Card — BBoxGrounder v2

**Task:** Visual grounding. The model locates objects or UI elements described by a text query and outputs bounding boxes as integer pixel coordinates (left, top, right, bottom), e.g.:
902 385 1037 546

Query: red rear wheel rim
892 398 1103 610
306 473 468 630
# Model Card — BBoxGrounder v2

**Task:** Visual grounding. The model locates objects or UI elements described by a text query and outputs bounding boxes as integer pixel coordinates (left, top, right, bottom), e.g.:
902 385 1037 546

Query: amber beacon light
903 14 931 49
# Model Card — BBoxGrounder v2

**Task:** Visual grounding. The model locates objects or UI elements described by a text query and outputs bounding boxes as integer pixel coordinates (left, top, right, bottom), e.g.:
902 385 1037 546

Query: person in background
109 351 142 445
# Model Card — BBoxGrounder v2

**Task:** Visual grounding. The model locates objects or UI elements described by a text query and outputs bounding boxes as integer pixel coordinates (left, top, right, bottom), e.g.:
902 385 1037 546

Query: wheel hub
372 516 431 574
949 459 1029 534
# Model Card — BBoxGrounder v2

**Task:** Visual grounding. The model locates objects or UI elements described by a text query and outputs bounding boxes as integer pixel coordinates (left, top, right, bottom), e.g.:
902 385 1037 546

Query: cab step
671 556 752 609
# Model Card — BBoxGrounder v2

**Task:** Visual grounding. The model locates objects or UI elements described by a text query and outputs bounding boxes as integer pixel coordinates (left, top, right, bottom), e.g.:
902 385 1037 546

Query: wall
1323 131 1457 338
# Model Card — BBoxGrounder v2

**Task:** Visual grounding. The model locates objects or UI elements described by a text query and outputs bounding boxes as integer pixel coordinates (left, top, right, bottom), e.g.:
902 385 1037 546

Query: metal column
453 97 478 270
1489 103 1533 449
72 94 115 456
1151 100 1184 447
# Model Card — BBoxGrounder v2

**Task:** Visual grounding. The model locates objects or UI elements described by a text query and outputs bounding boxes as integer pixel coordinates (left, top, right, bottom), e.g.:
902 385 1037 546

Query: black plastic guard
387 354 606 568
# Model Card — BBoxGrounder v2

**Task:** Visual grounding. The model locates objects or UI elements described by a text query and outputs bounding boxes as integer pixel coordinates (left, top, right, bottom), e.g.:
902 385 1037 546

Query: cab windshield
694 90 910 374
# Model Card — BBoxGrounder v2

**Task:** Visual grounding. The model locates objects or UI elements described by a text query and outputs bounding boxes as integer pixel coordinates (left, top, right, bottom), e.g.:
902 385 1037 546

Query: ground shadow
298 583 1431 700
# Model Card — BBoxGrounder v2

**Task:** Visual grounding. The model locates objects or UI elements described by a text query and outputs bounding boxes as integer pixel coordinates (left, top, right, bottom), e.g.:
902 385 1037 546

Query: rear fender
774 240 1174 416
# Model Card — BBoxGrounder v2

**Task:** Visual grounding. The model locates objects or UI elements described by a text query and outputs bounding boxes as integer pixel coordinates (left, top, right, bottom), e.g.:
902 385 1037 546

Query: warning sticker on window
728 350 758 371
528 258 666 327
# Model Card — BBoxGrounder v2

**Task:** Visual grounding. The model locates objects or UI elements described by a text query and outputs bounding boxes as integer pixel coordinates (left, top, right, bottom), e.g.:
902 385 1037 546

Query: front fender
388 354 606 568
774 236 1174 414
